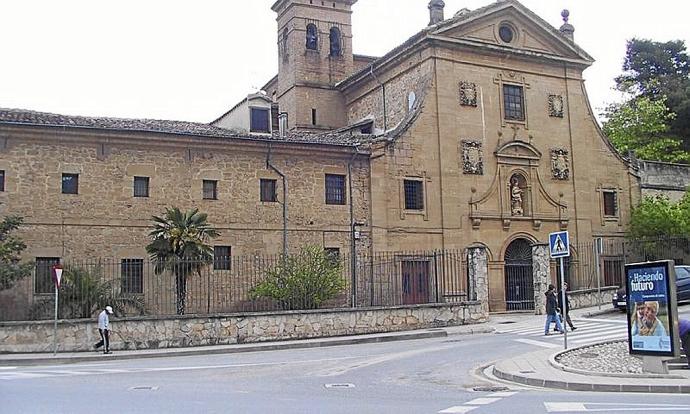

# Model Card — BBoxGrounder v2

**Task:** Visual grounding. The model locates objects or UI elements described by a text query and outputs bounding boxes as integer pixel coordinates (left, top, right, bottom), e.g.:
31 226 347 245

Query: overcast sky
1 0 688 124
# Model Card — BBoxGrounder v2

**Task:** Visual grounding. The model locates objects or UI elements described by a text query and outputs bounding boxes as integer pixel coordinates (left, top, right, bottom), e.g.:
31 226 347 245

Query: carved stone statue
510 177 524 216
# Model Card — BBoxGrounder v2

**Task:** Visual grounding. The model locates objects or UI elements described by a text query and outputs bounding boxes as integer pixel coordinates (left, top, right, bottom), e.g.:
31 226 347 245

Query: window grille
325 174 346 205
121 259 143 294
133 176 149 198
404 180 424 210
603 191 618 217
503 84 525 121
214 246 232 270
35 257 60 294
203 180 218 200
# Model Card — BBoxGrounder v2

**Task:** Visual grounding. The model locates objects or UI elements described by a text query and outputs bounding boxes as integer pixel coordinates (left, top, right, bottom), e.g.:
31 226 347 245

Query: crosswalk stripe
515 338 560 348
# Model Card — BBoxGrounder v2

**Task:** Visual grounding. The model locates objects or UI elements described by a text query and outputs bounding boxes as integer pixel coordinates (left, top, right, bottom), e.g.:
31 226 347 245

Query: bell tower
272 0 357 131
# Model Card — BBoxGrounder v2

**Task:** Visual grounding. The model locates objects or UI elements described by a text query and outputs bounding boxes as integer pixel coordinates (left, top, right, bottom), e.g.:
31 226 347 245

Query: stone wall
639 160 690 202
569 287 617 310
0 303 487 353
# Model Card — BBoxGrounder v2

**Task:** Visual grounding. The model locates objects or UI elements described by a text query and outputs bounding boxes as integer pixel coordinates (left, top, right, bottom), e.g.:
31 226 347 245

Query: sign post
549 231 570 349
625 260 680 374
51 264 63 356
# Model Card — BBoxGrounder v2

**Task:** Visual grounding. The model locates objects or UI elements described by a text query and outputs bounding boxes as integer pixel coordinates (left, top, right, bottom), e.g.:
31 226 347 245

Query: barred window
503 84 525 121
603 191 618 217
133 176 149 198
0 170 4 191
404 179 424 210
325 174 346 205
250 108 270 133
203 180 218 200
121 259 143 294
35 257 60 294
213 246 231 271
62 173 79 194
260 179 277 202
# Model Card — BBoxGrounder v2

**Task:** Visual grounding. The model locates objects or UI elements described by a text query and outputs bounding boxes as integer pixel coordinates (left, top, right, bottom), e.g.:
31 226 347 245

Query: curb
0 329 448 366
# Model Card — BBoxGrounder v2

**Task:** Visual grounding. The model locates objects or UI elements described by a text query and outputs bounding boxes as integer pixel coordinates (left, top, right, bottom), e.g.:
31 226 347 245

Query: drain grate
472 385 509 392
324 383 355 389
129 386 159 391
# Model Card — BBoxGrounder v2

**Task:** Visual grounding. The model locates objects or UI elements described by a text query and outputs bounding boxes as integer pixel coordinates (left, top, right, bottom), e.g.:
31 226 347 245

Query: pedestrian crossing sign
549 231 570 258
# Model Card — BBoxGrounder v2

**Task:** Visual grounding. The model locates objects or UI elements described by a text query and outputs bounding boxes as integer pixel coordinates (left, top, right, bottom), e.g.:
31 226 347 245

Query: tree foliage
628 192 690 240
146 207 220 315
0 216 33 291
29 265 146 320
602 96 689 162
614 38 690 145
250 246 346 310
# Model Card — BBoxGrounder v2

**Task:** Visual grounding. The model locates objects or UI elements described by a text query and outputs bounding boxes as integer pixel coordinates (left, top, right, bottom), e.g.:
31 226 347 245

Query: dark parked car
612 265 690 311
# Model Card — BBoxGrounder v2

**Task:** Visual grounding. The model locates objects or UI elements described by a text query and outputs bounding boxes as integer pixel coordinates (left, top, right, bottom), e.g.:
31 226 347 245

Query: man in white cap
94 305 113 354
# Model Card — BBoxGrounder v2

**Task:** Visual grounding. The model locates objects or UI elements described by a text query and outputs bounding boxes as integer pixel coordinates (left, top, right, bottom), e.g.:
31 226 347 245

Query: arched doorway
504 238 534 310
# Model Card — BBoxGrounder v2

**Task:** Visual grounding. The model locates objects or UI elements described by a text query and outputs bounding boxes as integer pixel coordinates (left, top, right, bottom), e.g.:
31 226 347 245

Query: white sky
0 0 688 124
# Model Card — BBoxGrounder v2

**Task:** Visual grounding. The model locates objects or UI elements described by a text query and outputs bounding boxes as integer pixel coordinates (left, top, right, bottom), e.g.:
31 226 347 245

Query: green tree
146 207 220 315
29 265 146 320
615 38 690 144
602 96 690 162
250 246 346 310
0 216 33 291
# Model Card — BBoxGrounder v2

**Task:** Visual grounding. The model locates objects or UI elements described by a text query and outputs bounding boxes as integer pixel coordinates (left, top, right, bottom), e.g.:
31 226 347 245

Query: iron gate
504 239 534 311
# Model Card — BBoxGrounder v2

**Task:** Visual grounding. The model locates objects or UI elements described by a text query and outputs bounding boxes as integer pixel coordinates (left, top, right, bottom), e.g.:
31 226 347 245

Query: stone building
0 0 640 317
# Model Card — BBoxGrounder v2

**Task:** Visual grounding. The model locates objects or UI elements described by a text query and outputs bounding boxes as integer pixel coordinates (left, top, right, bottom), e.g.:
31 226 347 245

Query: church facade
0 0 639 315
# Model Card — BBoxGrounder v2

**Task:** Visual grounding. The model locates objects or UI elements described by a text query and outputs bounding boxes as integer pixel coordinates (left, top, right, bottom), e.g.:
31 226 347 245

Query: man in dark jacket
679 319 690 369
554 282 577 332
544 284 565 335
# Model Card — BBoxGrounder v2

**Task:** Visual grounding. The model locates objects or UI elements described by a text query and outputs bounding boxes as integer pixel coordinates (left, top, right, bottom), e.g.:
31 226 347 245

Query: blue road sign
549 231 570 258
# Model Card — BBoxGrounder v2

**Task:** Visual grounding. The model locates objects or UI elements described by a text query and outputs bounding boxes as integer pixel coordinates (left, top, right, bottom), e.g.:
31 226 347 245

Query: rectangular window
603 191 618 217
35 257 60 294
250 108 270 133
121 259 144 294
404 179 424 210
503 84 525 121
0 170 4 192
260 179 277 202
62 173 79 194
133 176 149 198
203 180 218 200
213 246 232 270
325 174 346 205
311 108 317 126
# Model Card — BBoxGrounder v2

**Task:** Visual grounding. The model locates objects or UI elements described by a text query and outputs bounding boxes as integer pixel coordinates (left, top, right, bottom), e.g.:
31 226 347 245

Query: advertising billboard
625 260 680 357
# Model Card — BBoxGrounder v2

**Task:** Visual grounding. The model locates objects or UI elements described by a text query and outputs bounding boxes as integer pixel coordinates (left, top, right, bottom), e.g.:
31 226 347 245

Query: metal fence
5 250 469 322
566 237 690 291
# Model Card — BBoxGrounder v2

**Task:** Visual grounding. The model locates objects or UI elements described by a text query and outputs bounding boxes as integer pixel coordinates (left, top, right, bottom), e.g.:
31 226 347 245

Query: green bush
250 246 346 310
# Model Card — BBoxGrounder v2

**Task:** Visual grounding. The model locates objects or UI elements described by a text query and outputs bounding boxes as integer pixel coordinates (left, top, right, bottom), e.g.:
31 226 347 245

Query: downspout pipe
368 65 387 131
348 144 361 307
266 142 288 258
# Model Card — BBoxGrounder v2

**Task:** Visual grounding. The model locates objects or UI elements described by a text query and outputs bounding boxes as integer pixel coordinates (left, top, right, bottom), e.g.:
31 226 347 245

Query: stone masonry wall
0 303 487 353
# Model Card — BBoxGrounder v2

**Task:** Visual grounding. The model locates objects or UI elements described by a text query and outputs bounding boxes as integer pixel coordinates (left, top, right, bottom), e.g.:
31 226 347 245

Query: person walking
554 282 576 332
94 305 113 354
679 318 690 369
545 284 565 335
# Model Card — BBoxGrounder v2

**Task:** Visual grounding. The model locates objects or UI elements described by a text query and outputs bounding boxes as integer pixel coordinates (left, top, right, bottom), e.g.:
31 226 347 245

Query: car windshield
674 266 690 280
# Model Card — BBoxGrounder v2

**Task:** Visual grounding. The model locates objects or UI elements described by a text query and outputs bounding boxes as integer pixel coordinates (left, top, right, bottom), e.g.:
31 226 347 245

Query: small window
133 176 149 198
213 246 232 271
203 180 218 200
0 170 4 192
35 257 60 294
260 179 277 202
325 174 346 205
324 248 340 265
250 108 270 133
121 259 144 294
603 190 618 217
404 179 424 210
62 173 79 194
499 25 514 43
329 27 341 56
311 108 317 126
503 85 524 121
306 23 318 50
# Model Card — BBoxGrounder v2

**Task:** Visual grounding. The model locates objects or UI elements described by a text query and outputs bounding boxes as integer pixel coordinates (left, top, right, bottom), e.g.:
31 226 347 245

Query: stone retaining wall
569 287 617 309
0 302 486 353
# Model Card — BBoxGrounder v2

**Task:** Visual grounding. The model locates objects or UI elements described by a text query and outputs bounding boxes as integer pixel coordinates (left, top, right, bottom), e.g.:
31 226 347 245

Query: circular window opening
499 25 514 43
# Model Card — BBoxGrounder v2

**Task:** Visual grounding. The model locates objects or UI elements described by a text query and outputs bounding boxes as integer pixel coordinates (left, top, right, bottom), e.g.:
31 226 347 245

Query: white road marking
544 402 587 412
464 397 501 405
582 318 627 324
515 338 560 348
438 406 477 413
545 402 690 412
488 391 517 397
0 367 17 370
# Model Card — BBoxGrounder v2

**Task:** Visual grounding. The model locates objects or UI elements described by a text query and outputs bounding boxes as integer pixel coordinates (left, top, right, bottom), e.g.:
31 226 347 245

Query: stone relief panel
548 94 564 118
459 81 478 107
509 174 525 216
551 148 570 180
462 140 483 175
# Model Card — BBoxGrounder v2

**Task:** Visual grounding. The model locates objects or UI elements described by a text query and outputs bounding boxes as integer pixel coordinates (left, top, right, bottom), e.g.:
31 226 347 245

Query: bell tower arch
271 0 357 131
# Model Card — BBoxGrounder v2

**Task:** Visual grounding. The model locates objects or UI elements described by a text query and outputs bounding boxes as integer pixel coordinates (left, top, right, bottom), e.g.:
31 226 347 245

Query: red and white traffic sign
52 264 63 288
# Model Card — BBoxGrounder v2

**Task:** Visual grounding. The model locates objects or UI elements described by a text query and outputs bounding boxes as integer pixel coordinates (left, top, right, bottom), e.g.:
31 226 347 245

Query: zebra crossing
496 318 629 348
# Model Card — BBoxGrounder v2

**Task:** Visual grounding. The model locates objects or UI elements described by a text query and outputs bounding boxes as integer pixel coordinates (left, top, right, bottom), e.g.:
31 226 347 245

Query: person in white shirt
94 305 113 354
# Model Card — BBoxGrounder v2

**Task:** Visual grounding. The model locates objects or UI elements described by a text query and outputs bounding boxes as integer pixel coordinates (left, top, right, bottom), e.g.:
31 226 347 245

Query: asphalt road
2 307 690 414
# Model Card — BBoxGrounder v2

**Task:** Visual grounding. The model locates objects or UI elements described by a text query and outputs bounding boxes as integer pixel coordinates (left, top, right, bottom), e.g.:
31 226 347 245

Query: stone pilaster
532 243 550 315
467 246 489 314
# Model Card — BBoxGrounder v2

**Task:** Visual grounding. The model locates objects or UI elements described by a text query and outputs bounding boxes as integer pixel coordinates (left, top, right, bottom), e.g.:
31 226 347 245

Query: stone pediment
431 1 592 63
495 140 541 164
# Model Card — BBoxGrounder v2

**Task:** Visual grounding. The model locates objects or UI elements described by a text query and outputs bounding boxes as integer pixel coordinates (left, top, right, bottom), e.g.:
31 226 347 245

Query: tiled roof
0 108 373 148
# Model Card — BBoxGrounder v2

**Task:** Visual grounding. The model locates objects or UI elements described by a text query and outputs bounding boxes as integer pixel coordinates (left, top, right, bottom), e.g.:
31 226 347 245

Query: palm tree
146 207 220 315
